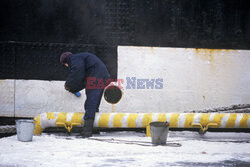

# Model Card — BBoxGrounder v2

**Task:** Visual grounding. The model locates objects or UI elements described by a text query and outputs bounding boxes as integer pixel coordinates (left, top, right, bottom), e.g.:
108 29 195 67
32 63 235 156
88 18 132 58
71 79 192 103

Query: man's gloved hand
75 92 81 97
64 83 70 91
65 83 81 97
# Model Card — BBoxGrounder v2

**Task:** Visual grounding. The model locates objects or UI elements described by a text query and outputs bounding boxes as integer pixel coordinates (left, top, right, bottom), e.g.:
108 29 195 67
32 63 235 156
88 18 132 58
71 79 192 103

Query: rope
184 104 250 113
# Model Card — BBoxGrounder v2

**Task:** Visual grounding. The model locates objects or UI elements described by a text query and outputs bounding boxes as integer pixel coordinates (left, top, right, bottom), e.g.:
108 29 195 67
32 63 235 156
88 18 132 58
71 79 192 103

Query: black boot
80 119 94 138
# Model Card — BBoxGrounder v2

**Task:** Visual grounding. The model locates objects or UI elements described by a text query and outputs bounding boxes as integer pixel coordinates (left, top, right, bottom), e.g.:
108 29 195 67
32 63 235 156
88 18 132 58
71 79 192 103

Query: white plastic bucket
15 119 35 142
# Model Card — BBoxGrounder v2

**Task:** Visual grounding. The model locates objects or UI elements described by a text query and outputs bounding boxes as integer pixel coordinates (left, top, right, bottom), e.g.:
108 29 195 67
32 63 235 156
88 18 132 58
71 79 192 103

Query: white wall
0 46 249 117
0 80 14 117
117 46 250 113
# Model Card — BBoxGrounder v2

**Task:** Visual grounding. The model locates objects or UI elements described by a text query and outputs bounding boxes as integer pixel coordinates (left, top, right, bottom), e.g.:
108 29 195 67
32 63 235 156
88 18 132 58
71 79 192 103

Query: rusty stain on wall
194 48 237 64
150 47 154 53
0 80 6 83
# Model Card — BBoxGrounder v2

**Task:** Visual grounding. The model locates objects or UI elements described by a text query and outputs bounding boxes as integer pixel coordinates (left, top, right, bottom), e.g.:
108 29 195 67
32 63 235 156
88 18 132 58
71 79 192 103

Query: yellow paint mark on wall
170 113 180 127
98 113 110 128
47 112 56 120
195 48 214 63
212 114 226 127
184 114 195 128
200 113 211 126
142 114 153 127
113 113 125 127
127 114 139 127
158 113 167 122
226 113 237 128
239 114 249 128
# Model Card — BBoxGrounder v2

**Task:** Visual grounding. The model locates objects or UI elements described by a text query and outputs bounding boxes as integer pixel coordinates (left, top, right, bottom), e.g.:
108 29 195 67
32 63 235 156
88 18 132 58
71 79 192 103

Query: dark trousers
84 88 104 120
84 63 110 120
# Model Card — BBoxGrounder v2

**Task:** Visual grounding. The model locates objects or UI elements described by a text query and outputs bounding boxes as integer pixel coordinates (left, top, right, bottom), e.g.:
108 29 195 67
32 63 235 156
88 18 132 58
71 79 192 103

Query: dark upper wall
0 0 249 80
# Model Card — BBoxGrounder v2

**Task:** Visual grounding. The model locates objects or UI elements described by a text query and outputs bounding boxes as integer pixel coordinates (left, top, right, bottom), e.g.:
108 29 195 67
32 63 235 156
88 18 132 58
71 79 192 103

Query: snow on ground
0 131 250 167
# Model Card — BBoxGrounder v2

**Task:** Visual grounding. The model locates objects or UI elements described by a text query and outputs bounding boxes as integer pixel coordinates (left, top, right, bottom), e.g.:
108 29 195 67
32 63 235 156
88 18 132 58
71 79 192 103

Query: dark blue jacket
65 52 110 93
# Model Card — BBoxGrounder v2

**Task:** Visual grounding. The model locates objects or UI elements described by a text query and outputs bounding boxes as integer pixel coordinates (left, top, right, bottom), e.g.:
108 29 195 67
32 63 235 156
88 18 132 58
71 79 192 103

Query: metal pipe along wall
33 112 250 135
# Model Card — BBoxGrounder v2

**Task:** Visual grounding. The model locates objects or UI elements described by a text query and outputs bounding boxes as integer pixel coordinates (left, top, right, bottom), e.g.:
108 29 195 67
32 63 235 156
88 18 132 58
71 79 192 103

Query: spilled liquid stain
203 95 206 101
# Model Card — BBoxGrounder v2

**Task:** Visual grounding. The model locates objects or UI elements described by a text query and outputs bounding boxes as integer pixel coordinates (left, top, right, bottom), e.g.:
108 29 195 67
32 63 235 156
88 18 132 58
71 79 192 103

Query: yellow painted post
33 115 43 135
146 125 151 137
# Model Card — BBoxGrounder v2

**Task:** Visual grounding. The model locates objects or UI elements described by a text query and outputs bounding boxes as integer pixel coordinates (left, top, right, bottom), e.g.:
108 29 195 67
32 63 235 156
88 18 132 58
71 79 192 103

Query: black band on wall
0 42 117 80
0 0 249 80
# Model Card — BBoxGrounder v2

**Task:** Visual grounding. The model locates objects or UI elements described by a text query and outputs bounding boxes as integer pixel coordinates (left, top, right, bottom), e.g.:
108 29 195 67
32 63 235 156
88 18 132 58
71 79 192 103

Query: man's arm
65 60 86 93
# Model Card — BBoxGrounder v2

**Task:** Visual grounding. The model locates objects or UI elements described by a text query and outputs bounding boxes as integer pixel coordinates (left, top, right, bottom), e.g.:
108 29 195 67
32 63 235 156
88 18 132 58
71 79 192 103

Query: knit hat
60 52 72 64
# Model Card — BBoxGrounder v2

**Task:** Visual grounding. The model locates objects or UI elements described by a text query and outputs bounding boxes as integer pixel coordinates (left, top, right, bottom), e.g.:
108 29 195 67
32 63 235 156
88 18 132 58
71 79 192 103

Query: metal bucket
150 121 169 145
15 119 35 142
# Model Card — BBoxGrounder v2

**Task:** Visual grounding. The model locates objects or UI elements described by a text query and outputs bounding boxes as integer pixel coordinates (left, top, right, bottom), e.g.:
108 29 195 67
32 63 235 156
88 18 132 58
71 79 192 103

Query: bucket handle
164 121 169 127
